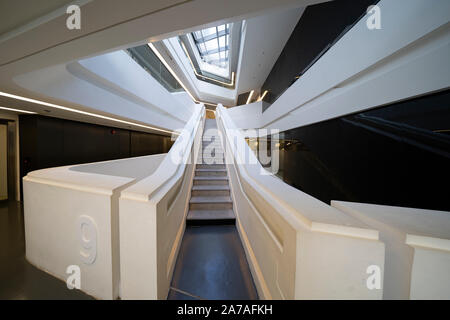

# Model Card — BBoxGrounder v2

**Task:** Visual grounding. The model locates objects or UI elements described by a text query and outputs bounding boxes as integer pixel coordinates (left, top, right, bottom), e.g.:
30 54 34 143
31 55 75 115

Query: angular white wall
13 50 195 133
23 154 166 299
232 0 450 133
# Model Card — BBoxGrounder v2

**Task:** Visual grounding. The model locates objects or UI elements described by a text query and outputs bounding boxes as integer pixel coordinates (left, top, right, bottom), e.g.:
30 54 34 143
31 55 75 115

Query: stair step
195 169 227 177
196 164 225 169
201 151 224 156
189 196 233 210
197 158 224 165
186 209 235 226
202 147 223 151
192 185 230 196
193 176 228 185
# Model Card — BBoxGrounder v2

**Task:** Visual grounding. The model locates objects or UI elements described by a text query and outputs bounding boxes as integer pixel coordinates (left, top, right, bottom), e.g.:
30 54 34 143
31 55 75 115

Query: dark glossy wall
256 90 450 211
261 0 378 109
19 115 174 191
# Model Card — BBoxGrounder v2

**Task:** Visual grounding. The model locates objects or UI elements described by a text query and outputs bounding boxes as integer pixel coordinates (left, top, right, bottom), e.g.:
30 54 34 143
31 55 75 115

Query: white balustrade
119 105 204 299
216 104 385 299
332 201 450 299
23 153 165 299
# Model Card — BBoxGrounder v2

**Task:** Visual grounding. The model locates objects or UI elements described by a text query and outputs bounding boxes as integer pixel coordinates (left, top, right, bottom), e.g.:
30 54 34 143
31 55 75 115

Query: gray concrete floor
168 225 258 300
0 200 92 300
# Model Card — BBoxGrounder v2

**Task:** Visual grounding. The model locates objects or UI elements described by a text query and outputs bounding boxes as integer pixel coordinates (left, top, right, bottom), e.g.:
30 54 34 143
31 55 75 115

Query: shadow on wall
251 90 450 211
261 0 379 108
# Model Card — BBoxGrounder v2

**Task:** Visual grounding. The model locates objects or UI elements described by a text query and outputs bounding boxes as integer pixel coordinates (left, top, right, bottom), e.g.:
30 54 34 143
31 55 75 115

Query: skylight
192 24 230 71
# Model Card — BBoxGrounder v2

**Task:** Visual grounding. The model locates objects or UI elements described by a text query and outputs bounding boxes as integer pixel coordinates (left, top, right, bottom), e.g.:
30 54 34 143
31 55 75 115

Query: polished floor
0 200 92 299
168 225 258 300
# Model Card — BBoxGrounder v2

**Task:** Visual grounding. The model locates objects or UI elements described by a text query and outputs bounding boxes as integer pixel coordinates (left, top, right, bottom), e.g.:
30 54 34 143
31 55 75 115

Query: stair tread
190 196 232 203
196 168 226 172
187 209 235 220
192 185 230 191
194 176 228 180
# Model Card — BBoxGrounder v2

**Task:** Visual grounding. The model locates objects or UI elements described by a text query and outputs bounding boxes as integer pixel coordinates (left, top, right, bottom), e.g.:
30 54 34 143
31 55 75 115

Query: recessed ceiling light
0 106 36 114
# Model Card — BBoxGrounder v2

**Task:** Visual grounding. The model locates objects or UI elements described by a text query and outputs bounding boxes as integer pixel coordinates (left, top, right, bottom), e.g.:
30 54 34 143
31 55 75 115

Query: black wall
257 90 450 211
19 115 174 191
261 0 378 109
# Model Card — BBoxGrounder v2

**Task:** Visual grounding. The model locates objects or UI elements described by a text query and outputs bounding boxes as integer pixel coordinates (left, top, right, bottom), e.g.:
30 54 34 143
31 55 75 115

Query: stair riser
201 154 224 159
195 171 227 177
202 149 224 157
202 144 221 147
197 159 224 164
201 147 223 152
189 202 233 210
191 189 230 197
193 179 228 185
186 219 235 226
196 164 225 169
199 155 225 159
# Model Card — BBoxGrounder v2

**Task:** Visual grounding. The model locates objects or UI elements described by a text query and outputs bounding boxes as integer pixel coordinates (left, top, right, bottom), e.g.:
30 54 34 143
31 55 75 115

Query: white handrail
217 104 378 239
121 105 204 202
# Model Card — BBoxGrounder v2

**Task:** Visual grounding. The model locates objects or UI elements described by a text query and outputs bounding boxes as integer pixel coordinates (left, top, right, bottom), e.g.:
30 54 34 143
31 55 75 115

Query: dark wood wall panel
19 115 174 194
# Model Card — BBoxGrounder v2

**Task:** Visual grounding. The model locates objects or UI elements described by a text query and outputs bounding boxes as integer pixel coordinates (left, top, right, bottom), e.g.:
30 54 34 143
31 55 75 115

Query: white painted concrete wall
217 105 385 299
235 6 304 95
119 105 204 299
0 124 7 200
23 154 166 299
72 154 167 180
13 50 194 133
332 201 450 300
226 101 263 129
233 0 450 134
159 6 304 106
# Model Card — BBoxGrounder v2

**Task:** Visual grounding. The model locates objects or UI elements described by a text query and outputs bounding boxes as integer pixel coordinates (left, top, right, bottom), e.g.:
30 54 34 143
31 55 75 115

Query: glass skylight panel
218 35 225 48
191 23 231 72
205 38 217 52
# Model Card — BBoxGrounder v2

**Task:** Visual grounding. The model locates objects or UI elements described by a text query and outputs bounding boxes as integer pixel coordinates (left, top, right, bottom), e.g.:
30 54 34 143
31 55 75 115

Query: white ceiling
157 6 305 106
0 0 73 36
0 0 326 131
235 6 304 95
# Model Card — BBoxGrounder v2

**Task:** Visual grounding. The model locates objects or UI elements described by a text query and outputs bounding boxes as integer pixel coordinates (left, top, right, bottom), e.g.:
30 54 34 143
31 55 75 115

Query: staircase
187 119 235 225
169 118 258 300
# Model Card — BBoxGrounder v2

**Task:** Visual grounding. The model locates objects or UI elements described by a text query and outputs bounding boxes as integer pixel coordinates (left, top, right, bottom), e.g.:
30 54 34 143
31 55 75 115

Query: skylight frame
192 24 231 71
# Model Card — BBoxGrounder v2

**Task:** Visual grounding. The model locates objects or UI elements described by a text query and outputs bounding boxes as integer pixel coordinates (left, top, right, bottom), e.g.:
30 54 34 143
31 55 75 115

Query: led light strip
0 106 36 114
246 90 254 104
0 91 175 135
257 90 268 102
180 42 234 87
148 43 218 108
